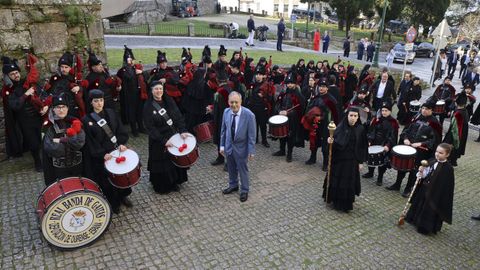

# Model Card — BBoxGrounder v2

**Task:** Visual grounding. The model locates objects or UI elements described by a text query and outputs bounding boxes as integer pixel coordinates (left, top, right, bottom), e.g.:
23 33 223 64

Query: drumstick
285 104 300 113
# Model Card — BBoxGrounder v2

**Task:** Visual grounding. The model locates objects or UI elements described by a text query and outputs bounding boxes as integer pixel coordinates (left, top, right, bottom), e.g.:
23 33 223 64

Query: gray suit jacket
220 107 256 158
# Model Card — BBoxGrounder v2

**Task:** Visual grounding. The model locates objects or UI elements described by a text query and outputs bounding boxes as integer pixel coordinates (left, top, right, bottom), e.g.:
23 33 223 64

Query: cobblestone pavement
1 120 480 269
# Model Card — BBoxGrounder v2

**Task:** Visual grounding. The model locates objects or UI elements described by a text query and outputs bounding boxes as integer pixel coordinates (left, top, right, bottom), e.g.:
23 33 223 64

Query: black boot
211 154 224 166
362 167 374 178
386 179 401 191
286 150 293 162
376 172 384 186
305 149 317 165
32 150 42 172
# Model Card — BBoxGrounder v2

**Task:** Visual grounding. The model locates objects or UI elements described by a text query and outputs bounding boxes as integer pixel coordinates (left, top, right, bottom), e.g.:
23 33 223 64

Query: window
283 4 288 12
274 4 279 12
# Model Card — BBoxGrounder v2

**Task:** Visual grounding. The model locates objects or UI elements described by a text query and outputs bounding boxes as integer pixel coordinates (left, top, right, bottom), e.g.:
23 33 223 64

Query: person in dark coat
386 98 442 198
1 56 24 158
116 46 148 137
143 81 189 194
362 101 399 186
84 50 120 113
462 69 479 92
443 91 469 166
405 143 455 235
246 15 256 46
323 107 368 212
245 65 272 148
6 56 45 171
210 62 234 166
366 42 375 62
328 75 343 119
370 71 396 111
433 76 456 126
272 73 305 162
277 18 285 52
357 40 365 60
398 76 422 125
322 31 330 53
396 72 413 125
305 80 339 169
343 37 351 57
182 68 209 133
447 51 459 77
42 95 85 186
344 66 358 105
82 90 132 214
44 51 86 119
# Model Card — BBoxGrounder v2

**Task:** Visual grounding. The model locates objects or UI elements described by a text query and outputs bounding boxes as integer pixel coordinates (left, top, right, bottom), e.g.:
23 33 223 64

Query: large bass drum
36 177 111 250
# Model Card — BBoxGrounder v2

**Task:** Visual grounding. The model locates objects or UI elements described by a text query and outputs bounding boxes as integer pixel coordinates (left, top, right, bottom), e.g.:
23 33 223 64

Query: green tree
403 0 449 30
327 0 375 35
374 0 405 23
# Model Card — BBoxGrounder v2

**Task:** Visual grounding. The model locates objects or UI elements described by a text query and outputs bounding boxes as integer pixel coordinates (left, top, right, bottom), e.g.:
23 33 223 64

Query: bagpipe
133 61 148 100
22 48 46 113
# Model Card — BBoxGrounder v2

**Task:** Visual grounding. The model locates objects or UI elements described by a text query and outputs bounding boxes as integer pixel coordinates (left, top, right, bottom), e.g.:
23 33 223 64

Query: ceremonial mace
325 121 336 203
398 160 429 226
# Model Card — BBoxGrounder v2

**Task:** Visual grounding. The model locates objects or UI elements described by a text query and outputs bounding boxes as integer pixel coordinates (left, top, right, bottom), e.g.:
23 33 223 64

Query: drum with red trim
36 177 111 250
268 115 289 138
193 121 215 143
391 145 417 171
167 133 199 168
409 100 421 113
367 145 385 167
105 149 141 189
433 100 446 115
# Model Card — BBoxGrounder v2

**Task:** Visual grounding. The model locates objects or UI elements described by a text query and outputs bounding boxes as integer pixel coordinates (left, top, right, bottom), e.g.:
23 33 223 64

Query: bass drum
36 177 111 250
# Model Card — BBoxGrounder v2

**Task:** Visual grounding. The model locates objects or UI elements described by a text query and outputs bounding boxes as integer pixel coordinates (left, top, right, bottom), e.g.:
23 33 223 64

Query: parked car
414 42 435 58
385 20 409 34
392 43 416 64
446 41 478 56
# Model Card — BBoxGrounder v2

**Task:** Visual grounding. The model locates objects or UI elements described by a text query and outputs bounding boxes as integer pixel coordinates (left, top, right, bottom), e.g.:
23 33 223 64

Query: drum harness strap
151 101 175 129
90 112 117 145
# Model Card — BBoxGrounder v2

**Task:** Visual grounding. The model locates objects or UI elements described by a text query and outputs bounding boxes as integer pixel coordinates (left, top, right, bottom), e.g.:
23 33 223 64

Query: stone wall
0 0 106 160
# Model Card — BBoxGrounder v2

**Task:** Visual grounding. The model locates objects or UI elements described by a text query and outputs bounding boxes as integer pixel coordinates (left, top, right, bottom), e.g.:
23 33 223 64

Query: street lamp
372 0 388 68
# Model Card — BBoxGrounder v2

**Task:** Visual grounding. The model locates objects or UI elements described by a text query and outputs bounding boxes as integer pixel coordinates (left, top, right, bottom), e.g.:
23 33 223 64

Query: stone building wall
0 0 107 160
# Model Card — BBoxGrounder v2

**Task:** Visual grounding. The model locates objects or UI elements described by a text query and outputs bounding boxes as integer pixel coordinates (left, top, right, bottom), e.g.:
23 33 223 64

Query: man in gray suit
220 91 256 202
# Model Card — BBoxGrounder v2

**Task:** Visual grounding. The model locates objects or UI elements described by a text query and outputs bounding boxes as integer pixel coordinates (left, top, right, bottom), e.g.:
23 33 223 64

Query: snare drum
193 121 214 143
268 115 289 138
391 145 417 171
105 149 141 189
367 145 385 167
36 177 111 250
167 133 199 168
409 101 421 113
433 100 446 115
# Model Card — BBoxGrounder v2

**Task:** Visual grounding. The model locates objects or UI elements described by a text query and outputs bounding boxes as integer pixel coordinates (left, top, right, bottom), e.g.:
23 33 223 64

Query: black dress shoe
223 163 228 172
240 192 248 202
112 206 121 214
362 173 373 178
475 137 480 142
471 215 480 220
272 150 285 156
322 164 327 172
286 155 292 162
211 157 224 166
305 158 316 165
386 184 400 191
401 191 410 198
376 180 383 186
223 186 239 194
121 197 133 207
262 141 270 148
245 42 249 46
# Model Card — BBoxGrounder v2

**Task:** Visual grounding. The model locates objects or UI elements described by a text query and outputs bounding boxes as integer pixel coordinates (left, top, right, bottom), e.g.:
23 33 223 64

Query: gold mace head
328 121 336 137
420 160 429 167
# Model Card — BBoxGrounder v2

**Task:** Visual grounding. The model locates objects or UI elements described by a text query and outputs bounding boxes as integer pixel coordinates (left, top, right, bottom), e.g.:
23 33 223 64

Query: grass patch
106 48 360 69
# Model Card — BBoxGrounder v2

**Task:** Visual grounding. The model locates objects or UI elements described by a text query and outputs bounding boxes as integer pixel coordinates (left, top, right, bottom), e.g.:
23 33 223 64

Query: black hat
52 95 68 107
412 76 420 81
202 45 211 58
181 47 192 64
318 79 328 87
202 55 212 64
214 61 228 82
358 85 369 94
381 101 392 111
58 51 73 67
89 89 104 100
444 75 452 81
272 65 279 71
150 80 163 89
123 45 135 64
463 83 473 90
157 50 167 64
284 73 296 84
218 45 227 57
422 96 437 109
1 56 20 75
230 59 241 69
87 49 102 68
254 65 266 75
258 57 267 63
456 91 467 106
